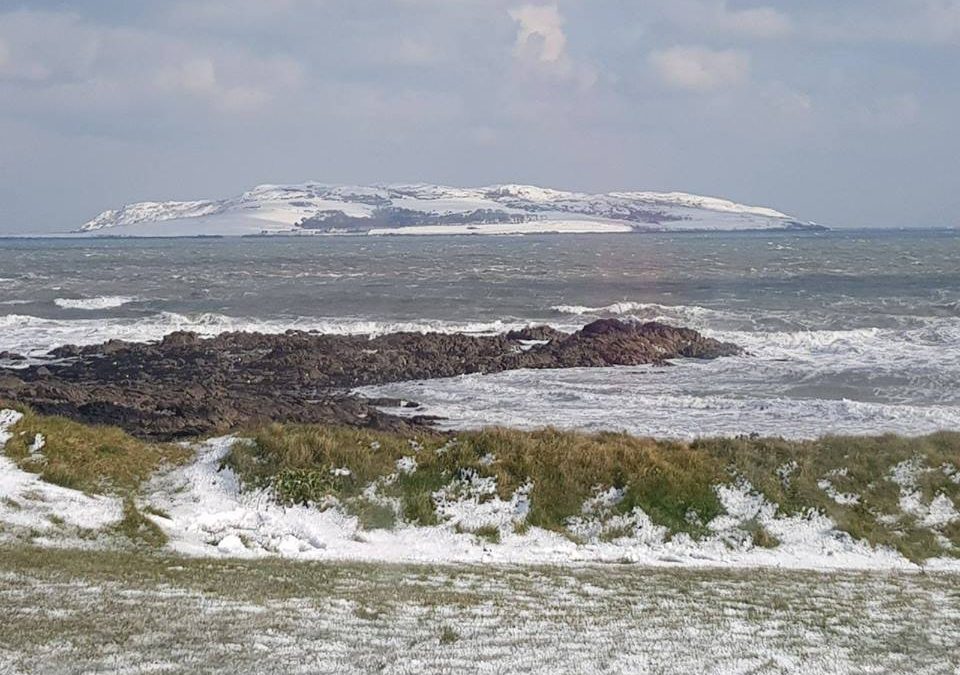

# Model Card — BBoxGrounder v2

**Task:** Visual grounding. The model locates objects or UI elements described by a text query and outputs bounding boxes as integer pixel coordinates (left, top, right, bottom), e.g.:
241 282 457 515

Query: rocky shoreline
0 319 739 440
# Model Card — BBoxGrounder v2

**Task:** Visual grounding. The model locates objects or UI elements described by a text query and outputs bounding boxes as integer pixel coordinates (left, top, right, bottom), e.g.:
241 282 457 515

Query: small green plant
113 501 168 547
741 518 780 549
439 626 460 645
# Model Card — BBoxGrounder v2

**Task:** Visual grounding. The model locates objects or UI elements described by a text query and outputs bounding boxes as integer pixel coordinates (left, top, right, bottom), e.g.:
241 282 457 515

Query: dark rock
0 319 739 440
505 325 566 342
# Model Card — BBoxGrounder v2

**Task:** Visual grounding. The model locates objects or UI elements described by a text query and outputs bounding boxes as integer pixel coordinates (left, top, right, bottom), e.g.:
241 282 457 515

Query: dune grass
1 404 190 496
224 424 726 538
699 433 960 562
1 404 191 546
224 424 960 561
3 401 959 561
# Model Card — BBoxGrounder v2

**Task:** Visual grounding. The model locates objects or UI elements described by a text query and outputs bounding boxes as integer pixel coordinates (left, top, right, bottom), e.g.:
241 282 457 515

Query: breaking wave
0 312 568 359
53 295 137 310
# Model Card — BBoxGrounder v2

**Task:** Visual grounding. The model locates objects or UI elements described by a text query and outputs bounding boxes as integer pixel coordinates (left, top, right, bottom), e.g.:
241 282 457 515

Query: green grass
1 404 191 497
1 404 190 547
223 424 726 540
4 402 959 562
698 433 960 562
223 423 960 561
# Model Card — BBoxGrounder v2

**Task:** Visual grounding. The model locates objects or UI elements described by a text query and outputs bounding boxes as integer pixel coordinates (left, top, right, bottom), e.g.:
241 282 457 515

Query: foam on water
53 295 137 310
359 365 960 440
2 232 959 438
361 302 960 439
0 311 564 359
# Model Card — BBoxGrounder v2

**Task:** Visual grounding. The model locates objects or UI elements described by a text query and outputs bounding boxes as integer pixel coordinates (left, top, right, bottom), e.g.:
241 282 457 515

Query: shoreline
0 319 738 440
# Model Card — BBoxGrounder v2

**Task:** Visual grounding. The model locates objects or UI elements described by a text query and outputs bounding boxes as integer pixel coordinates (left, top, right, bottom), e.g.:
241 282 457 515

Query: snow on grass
817 478 861 506
0 410 123 543
1 546 957 675
3 409 958 571
129 435 934 570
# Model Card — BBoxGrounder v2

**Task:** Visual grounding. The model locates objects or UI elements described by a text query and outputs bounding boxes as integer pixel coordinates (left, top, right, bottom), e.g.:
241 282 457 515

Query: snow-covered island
78 183 826 237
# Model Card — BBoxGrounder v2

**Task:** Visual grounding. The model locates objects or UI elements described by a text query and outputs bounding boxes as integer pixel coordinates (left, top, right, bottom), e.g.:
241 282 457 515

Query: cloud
508 3 596 88
509 4 567 63
649 46 750 92
0 9 302 116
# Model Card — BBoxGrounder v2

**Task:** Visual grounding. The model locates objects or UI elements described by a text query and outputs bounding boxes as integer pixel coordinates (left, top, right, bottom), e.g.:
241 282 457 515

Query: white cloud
509 4 567 63
508 3 596 88
0 9 302 115
649 46 750 92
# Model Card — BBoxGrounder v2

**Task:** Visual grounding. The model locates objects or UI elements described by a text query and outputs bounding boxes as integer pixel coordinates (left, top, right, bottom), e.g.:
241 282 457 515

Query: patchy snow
0 410 124 541
395 456 418 474
817 478 861 506
3 412 957 572
923 494 960 528
27 433 45 454
132 436 938 570
76 182 820 237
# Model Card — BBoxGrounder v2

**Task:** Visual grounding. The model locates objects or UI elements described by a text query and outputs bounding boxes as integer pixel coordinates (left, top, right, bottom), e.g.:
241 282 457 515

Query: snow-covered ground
1 546 958 674
75 182 822 237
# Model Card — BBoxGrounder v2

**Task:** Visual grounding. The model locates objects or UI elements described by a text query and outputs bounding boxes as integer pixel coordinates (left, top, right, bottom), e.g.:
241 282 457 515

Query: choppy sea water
1 231 958 438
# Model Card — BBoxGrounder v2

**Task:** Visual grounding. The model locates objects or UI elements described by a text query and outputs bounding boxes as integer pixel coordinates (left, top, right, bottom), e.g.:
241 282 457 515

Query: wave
54 296 137 310
359 368 960 440
551 301 749 331
0 312 566 359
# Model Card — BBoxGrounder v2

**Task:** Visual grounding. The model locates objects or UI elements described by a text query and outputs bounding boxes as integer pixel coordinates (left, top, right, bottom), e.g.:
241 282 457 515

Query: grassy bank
2 405 959 561
224 423 960 561
0 404 190 545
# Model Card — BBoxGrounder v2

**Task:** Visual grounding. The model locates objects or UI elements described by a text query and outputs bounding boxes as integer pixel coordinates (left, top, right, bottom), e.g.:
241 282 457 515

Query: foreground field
1 546 958 674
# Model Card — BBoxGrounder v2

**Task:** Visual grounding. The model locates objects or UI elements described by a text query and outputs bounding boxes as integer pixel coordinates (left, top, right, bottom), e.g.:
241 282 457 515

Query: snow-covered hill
78 183 825 237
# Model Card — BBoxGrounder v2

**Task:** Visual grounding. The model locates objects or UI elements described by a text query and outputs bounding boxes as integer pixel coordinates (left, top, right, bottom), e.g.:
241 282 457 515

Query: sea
1 229 959 439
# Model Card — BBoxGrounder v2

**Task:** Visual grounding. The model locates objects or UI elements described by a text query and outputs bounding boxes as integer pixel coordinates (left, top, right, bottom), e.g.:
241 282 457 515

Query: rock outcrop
0 320 739 440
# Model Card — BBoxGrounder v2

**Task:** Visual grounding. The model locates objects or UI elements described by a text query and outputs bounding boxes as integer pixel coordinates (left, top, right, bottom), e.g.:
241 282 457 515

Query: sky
0 0 958 232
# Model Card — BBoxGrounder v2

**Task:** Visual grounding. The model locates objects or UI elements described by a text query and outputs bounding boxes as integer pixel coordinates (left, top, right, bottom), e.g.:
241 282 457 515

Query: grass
113 500 168 547
1 404 191 497
698 433 960 562
3 402 959 562
223 424 726 539
0 544 958 674
223 423 960 561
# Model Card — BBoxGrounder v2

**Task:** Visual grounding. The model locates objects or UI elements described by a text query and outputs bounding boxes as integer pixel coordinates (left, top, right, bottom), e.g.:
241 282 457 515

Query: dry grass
225 423 960 561
1 404 191 497
224 424 725 538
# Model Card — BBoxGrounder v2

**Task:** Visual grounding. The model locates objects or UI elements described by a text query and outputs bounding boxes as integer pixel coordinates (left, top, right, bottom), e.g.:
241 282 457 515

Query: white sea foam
0 311 572 359
53 295 136 310
359 357 960 440
4 297 960 438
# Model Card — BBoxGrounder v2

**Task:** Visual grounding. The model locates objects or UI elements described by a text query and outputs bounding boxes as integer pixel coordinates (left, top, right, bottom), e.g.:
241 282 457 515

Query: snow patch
0 410 124 541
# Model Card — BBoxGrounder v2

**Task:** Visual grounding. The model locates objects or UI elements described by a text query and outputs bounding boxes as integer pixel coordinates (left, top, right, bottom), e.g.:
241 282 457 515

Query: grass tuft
1 405 190 497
